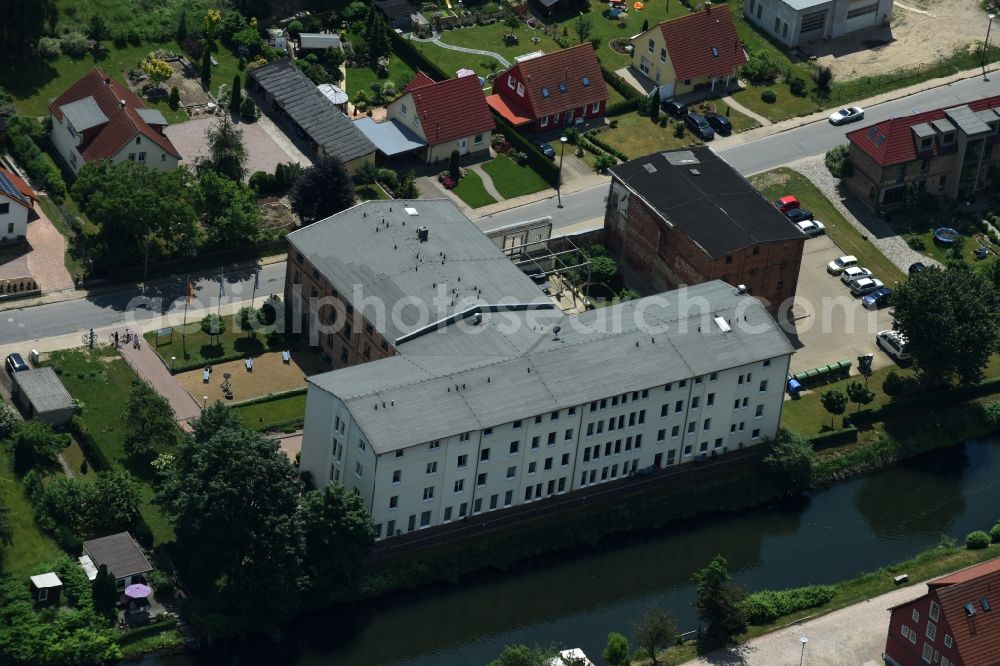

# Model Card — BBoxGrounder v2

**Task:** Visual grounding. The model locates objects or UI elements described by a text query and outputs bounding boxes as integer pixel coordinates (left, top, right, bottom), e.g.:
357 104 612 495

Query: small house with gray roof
81 532 153 588
12 367 75 426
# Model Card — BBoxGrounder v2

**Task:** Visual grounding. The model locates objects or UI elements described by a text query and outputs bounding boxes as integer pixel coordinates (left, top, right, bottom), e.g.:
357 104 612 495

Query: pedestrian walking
114 331 119 346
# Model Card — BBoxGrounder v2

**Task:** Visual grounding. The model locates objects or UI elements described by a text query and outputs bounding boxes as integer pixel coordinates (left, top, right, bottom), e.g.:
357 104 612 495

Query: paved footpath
119 331 202 429
681 580 929 666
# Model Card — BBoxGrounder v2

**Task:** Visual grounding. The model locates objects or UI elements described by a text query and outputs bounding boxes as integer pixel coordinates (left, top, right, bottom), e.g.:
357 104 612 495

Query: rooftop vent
104 77 112 85
714 316 731 333
405 207 419 216
416 226 429 242
736 284 748 294
642 162 657 174
689 168 701 176
119 99 126 109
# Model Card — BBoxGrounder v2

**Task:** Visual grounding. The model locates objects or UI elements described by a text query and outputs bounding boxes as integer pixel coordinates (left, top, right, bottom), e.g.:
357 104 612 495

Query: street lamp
556 135 568 209
799 636 808 666
984 13 996 80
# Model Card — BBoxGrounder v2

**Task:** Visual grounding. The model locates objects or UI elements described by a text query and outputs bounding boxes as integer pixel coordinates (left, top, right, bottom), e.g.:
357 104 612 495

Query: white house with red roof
381 71 495 163
630 5 747 99
486 45 608 134
48 67 181 174
0 166 36 245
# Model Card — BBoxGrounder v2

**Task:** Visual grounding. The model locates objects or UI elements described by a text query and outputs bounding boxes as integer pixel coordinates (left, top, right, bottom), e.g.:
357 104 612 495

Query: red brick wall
884 594 961 666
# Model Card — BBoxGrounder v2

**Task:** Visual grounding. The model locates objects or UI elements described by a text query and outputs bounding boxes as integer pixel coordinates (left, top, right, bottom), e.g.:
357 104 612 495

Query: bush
586 134 628 162
377 168 399 192
69 416 111 472
813 66 834 93
605 98 641 117
967 530 991 549
824 144 853 178
147 569 176 596
511 151 528 166
761 88 777 104
168 86 180 110
991 523 1000 543
240 96 258 122
742 50 777 83
0 402 16 439
982 401 1000 428
594 154 616 173
60 32 89 58
38 37 62 60
600 65 643 101
673 121 685 138
789 77 807 96
883 370 918 399
743 585 836 624
564 127 579 144
905 234 926 251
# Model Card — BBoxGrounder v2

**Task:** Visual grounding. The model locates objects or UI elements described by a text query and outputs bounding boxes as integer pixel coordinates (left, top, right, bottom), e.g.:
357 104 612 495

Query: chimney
706 1 711 12
417 225 429 242
104 78 112 85
119 99 126 109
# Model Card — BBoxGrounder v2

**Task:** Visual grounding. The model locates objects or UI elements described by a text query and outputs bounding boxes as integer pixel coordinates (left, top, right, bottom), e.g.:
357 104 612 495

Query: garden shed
29 572 62 607
12 367 74 426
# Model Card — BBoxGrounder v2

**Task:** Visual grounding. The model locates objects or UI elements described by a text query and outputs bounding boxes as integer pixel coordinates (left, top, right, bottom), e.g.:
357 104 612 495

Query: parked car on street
773 195 800 213
684 112 714 140
827 255 859 274
839 266 873 285
662 99 688 118
5 353 28 377
704 112 732 135
862 286 893 310
534 141 556 159
785 208 813 222
795 220 826 236
849 277 885 297
877 329 911 363
829 106 865 125
908 261 927 275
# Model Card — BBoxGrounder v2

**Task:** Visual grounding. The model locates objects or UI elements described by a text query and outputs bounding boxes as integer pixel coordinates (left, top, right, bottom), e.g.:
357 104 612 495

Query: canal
144 437 1000 666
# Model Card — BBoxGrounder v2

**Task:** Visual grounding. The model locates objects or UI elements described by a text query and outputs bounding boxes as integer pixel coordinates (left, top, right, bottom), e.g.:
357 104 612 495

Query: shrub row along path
119 333 202 430
410 34 511 68
682 578 929 666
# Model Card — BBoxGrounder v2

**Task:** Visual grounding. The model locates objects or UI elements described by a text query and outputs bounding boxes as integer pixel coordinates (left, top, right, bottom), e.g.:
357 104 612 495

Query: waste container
787 378 802 398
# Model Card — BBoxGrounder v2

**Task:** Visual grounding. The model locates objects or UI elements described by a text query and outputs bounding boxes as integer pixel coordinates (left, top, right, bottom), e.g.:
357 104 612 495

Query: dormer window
541 86 550 97
941 132 955 146
920 138 931 150
990 121 999 135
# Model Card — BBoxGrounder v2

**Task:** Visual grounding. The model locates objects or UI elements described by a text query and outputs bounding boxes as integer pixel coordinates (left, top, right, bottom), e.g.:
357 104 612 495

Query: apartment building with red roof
844 95 1000 211
48 67 180 175
383 71 495 163
884 556 1000 666
630 5 747 99
486 45 608 134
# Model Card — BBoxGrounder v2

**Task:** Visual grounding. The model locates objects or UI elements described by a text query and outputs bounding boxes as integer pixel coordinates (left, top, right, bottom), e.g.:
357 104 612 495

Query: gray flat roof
60 96 108 132
82 532 152 580
310 280 793 453
355 117 426 155
976 108 1000 125
780 0 834 11
287 199 552 343
931 118 957 134
910 122 935 139
299 33 342 49
944 106 992 135
14 367 73 413
135 108 168 126
248 59 375 164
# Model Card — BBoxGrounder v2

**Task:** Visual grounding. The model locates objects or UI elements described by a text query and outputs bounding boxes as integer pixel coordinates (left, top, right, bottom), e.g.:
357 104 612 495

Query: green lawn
232 393 307 432
451 169 497 208
436 22 564 62
145 324 294 369
895 212 998 273
750 168 906 284
345 53 418 100
411 39 500 83
0 448 63 576
599 111 700 159
62 437 96 481
47 347 177 545
357 183 390 201
117 618 185 659
481 155 549 199
730 84 821 123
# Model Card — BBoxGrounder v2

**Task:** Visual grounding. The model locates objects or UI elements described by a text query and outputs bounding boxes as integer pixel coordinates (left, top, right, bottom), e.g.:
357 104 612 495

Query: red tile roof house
0 166 36 245
486 45 608 134
383 72 495 164
883 556 1000 666
48 67 181 175
629 5 748 100
844 95 1000 212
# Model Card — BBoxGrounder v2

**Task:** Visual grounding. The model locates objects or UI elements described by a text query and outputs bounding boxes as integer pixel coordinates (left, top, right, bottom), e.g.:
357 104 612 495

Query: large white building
296 200 794 539
744 0 893 48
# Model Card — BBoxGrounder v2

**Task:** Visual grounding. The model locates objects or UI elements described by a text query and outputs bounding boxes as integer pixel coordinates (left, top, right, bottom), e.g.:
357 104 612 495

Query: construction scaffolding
505 234 593 312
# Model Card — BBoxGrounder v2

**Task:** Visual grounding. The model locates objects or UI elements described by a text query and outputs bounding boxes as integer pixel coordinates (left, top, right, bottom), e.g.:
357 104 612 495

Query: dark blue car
862 286 892 310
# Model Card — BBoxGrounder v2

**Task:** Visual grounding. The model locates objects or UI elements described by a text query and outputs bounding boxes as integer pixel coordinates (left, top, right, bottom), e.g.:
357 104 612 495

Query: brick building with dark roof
630 5 747 99
48 67 180 174
844 95 1000 211
604 147 805 313
486 45 608 133
884 557 1000 666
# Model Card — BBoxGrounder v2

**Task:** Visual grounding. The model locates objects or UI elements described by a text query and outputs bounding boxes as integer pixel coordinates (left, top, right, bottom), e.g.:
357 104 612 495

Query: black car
533 141 556 160
661 99 688 119
908 261 927 275
5 353 28 377
684 112 714 140
704 112 732 135
785 208 814 223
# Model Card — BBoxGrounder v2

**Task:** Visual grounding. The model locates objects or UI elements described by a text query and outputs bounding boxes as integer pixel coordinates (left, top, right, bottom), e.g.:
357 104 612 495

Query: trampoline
933 227 960 247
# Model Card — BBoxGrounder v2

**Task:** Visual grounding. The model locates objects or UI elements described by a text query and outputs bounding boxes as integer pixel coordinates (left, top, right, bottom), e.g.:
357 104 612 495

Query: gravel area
164 116 304 176
789 155 940 273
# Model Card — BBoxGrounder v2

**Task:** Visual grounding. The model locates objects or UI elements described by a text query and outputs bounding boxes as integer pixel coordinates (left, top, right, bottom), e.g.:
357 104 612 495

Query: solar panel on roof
867 127 878 139
0 171 28 206
875 135 886 146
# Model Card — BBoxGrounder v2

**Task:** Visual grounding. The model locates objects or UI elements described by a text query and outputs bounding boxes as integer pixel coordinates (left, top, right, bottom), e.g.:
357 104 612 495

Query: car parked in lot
662 99 688 118
849 277 885 297
704 112 732 135
5 353 28 377
862 286 893 310
534 141 556 159
877 329 911 363
908 261 927 275
827 255 859 275
684 112 714 140
795 220 826 236
773 195 800 213
829 106 865 125
785 208 813 223
839 266 873 285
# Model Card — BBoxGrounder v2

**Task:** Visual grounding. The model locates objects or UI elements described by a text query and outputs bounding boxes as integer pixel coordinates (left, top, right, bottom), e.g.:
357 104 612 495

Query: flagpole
182 275 190 356
251 267 259 309
217 267 224 316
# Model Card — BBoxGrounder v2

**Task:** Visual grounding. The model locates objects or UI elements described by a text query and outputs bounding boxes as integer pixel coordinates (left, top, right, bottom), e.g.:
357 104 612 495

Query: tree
504 15 520 38
0 497 12 549
366 10 390 69
692 555 747 647
813 66 833 92
10 421 68 474
649 92 660 123
201 47 212 89
197 114 247 182
633 608 677 666
92 564 118 619
238 306 261 337
122 379 177 459
574 14 593 45
92 470 142 532
291 157 357 224
449 149 461 181
761 428 814 494
229 73 242 115
891 266 1000 386
589 255 618 283
603 632 630 666
642 18 649 31
168 86 181 110
204 8 222 40
0 402 17 439
298 486 375 601
176 8 188 43
200 313 226 344
489 644 558 666
141 54 173 89
820 389 848 427
198 171 261 248
397 170 419 198
845 381 875 414
0 0 57 62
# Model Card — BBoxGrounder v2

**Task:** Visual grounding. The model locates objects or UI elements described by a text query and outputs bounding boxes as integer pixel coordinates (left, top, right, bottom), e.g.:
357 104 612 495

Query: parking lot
784 234 898 375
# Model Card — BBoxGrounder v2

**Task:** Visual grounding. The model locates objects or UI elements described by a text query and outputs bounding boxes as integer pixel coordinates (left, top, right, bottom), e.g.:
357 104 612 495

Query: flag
187 278 193 304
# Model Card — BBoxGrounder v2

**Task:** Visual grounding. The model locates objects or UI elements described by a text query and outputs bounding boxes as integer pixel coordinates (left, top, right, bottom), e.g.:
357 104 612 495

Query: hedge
492 114 560 186
586 133 628 162
807 426 858 450
605 98 641 117
850 375 1000 428
229 386 308 408
743 585 837 625
171 352 246 374
600 64 643 101
389 31 448 82
68 416 112 472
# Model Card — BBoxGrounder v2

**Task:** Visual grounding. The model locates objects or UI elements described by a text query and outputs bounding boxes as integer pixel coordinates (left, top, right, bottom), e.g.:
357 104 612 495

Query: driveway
164 115 306 176
784 234 895 375
0 205 74 294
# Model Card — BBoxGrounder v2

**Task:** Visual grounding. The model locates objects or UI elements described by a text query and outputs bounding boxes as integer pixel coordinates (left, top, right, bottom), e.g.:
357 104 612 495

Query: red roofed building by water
48 67 180 174
884 556 1000 666
844 95 1000 211
630 4 747 99
486 45 608 134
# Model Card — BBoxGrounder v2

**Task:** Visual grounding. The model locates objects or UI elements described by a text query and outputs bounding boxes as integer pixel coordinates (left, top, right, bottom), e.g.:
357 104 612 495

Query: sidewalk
118 333 202 429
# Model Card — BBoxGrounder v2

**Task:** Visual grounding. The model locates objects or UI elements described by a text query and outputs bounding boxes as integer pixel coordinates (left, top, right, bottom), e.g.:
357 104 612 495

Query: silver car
849 277 885 297
839 266 873 285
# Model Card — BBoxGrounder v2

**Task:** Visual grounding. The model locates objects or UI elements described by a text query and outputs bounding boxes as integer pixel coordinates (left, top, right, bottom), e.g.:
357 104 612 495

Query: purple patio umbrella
124 583 153 599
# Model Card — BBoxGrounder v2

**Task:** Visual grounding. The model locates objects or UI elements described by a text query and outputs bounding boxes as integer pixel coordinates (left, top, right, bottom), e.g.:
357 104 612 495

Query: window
454 479 464 493
392 470 401 484
389 495 398 509
582 76 590 86
943 634 953 648
660 404 668 417
477 472 487 486
128 153 136 161
547 432 556 445
801 9 826 32
558 82 567 93
420 510 431 527
846 2 877 19
509 441 519 454
659 47 667 63
755 405 764 418
531 436 540 449
483 428 493 436
489 494 498 510
774 16 781 32
691 396 700 409
759 380 768 392
529 461 537 473
541 86 550 97
136 136 142 145
401 103 407 115
513 420 522 429
504 490 513 506
426 461 437 475
457 454 468 468
516 82 525 97
429 440 440 449
358 438 367 452
508 75 515 89
715 437 723 448
925 622 936 641
658 429 666 442
480 448 490 462
506 466 516 479
561 453 570 466
703 418 711 430
587 423 594 436
753 246 760 256
647 38 654 53
544 457 553 471
929 601 940 621
551 410 559 421
763 359 771 367
584 448 591 462
564 428 573 440
591 101 600 113
0 204 9 215
707 393 715 406
687 421 696 434
752 428 761 439
756 4 762 18
459 502 468 517
782 22 788 38
386 519 396 535
355 462 363 478
921 643 934 664
474 133 483 144
900 624 910 638
423 486 434 501
671 425 680 438
675 400 683 413
138 152 146 162
442 507 452 523
395 450 403 459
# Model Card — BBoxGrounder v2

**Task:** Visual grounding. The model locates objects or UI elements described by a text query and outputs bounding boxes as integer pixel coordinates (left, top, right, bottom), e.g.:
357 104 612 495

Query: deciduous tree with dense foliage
489 644 558 666
603 632 630 666
297 485 374 603
820 389 848 427
693 555 747 647
845 381 875 414
198 171 261 247
291 157 357 224
10 421 68 474
633 608 677 666
122 379 177 458
0 0 57 62
197 114 248 183
200 313 226 344
762 428 814 493
141 54 173 89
